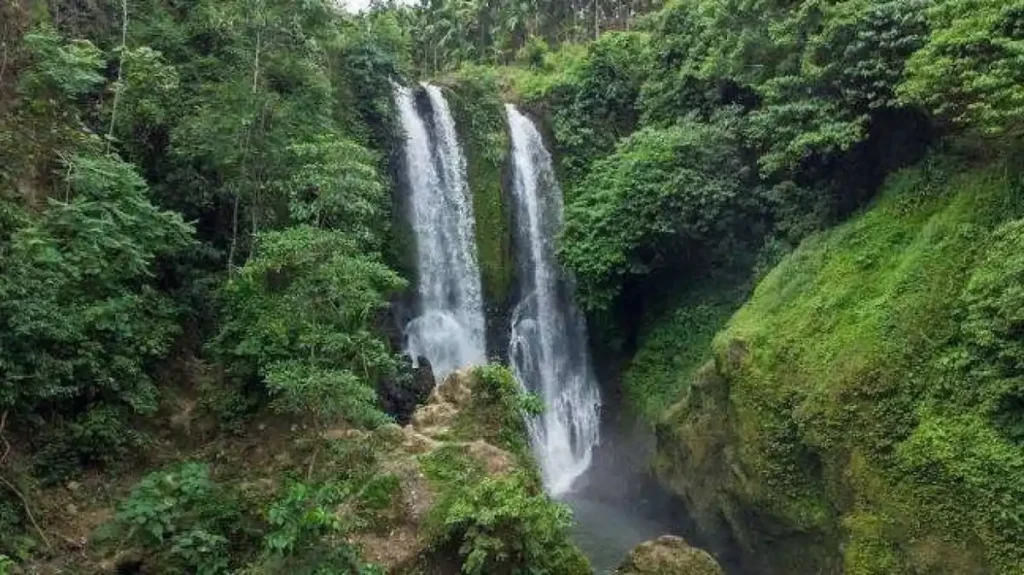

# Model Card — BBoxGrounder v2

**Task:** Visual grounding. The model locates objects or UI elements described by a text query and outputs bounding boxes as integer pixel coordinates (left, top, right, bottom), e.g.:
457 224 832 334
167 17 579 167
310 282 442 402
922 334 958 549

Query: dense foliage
497 0 965 316
560 115 762 310
4 0 1024 571
109 444 396 574
485 1 1024 571
652 156 1024 573
403 0 664 73
0 0 415 568
900 0 1024 137
437 474 590 575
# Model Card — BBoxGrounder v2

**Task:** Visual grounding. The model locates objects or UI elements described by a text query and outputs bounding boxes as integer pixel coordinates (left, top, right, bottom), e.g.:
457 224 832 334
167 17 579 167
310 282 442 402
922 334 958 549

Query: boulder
377 355 435 424
617 536 723 575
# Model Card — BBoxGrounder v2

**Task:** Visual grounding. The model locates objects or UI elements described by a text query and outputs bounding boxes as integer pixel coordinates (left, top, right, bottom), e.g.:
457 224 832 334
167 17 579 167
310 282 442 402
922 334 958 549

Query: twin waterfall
394 84 601 495
506 106 601 495
395 84 487 380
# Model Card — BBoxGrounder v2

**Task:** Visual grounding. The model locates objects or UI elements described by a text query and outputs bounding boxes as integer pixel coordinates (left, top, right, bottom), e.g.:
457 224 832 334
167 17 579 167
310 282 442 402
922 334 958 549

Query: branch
0 412 52 550
229 21 263 273
106 0 129 152
0 477 50 550
0 411 9 466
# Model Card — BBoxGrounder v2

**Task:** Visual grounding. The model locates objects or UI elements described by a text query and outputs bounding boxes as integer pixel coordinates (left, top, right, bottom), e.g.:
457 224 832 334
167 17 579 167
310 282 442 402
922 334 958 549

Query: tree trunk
105 0 129 152
229 21 262 272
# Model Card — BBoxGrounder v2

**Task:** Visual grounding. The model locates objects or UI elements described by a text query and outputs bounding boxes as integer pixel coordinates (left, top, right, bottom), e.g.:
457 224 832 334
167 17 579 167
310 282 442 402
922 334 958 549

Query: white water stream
394 83 486 380
506 104 602 495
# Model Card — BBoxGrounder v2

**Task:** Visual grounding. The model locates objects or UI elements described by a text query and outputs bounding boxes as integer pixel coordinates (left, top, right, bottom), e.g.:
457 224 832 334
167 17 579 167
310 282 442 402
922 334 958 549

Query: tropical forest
0 0 1022 573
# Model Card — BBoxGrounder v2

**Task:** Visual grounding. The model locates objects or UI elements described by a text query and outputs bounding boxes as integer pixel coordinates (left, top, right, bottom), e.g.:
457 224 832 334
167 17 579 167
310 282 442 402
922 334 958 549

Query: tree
900 0 1024 137
560 114 763 311
214 225 405 427
0 153 193 455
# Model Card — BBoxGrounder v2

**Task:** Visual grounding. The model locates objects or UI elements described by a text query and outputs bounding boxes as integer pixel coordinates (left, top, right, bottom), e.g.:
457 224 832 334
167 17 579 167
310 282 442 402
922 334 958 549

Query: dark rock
378 356 435 424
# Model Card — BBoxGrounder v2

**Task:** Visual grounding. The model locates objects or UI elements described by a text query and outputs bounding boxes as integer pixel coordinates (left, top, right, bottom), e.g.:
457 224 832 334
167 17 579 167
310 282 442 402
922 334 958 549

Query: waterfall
506 104 601 496
394 83 486 380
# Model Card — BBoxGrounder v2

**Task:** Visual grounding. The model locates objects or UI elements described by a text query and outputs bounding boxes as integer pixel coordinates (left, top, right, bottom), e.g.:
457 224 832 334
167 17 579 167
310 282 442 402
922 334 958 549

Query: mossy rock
437 71 514 309
653 152 1024 574
617 536 723 575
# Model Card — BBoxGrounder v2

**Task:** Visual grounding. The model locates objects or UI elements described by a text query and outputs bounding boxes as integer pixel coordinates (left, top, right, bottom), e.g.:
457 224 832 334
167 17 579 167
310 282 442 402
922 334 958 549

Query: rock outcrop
353 368 519 571
617 536 723 575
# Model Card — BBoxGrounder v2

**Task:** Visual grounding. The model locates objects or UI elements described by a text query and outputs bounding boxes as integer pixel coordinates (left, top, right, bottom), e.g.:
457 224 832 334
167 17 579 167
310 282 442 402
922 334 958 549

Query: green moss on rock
624 275 750 421
617 536 724 575
440 68 514 309
654 152 1024 574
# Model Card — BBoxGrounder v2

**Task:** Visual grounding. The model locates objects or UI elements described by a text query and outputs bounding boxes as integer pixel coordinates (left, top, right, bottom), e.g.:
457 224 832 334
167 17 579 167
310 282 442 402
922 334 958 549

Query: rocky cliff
650 153 1024 574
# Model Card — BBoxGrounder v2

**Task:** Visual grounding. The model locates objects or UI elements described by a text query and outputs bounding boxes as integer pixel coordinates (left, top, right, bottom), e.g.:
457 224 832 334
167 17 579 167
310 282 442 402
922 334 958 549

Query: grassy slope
623 275 750 421
652 152 1024 574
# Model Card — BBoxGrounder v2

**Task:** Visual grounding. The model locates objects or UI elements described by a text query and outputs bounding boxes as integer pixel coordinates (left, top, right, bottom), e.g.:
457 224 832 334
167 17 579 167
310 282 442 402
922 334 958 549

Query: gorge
394 83 660 571
3 1 1023 573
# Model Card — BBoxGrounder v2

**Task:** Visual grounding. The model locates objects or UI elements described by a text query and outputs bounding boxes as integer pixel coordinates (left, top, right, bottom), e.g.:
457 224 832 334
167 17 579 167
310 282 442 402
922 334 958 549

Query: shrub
560 115 764 311
900 0 1024 137
459 365 542 458
437 474 590 575
953 218 1024 442
516 36 550 69
214 225 405 428
116 463 249 574
0 153 193 466
258 481 370 573
546 31 653 188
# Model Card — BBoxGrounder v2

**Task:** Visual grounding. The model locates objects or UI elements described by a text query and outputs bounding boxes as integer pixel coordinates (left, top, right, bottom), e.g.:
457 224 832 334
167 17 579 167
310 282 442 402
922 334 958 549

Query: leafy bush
749 0 930 176
560 115 764 311
0 153 193 465
545 31 653 188
952 218 1024 442
258 481 374 574
516 35 551 69
436 474 590 575
215 225 405 427
115 461 388 574
16 24 104 110
900 0 1024 137
458 365 542 458
116 463 249 574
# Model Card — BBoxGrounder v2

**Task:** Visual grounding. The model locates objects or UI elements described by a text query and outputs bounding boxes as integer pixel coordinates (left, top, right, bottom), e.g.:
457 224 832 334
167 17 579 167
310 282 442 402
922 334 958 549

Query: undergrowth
624 274 751 421
660 150 1024 573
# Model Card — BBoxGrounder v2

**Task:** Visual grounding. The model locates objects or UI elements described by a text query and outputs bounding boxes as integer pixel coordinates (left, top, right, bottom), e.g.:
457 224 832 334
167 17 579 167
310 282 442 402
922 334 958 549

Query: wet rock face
617 536 724 575
378 355 435 424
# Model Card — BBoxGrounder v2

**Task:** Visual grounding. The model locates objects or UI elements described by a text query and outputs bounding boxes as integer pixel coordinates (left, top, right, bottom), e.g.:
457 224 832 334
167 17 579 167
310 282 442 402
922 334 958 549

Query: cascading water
394 83 486 380
506 104 601 496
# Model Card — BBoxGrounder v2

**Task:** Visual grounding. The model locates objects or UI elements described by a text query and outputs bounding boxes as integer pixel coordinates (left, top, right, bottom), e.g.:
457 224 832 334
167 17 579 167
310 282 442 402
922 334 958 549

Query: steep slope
650 151 1024 573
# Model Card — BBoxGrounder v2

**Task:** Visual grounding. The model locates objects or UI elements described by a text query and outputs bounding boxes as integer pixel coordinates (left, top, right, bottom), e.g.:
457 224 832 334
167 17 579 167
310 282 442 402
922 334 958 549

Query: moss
618 536 724 575
439 68 514 309
450 365 539 466
655 151 1024 574
624 274 750 421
